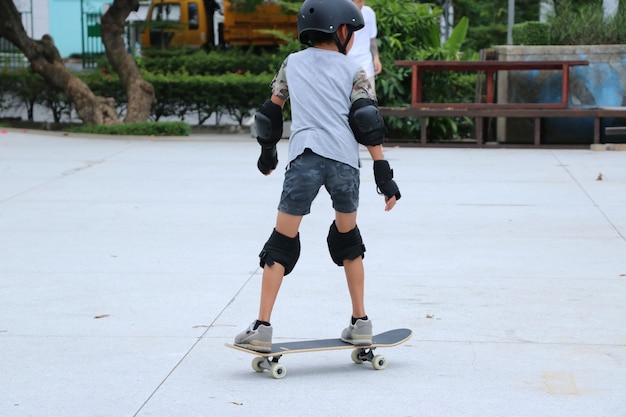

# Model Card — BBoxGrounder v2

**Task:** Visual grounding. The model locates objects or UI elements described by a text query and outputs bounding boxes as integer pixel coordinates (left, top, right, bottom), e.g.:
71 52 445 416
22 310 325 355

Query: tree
100 0 155 122
0 0 154 125
454 0 540 50
0 0 117 124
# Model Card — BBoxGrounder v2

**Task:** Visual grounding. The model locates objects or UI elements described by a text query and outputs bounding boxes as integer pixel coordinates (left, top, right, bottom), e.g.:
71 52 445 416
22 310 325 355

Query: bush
66 121 191 136
144 71 272 124
0 69 73 122
371 0 476 140
0 69 273 126
513 21 550 45
140 47 281 75
548 3 626 45
463 24 507 53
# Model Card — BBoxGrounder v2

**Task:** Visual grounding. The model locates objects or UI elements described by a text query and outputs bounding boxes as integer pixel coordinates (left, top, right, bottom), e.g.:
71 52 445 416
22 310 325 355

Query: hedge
513 21 550 45
139 48 282 75
67 121 190 136
0 69 273 126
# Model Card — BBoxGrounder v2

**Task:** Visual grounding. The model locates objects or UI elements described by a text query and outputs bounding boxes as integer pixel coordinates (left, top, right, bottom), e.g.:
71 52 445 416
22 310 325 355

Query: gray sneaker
234 321 273 353
341 318 373 346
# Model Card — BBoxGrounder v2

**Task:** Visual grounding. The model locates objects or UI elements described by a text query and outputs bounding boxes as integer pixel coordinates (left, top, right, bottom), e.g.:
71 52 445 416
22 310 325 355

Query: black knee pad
259 229 301 276
326 221 366 266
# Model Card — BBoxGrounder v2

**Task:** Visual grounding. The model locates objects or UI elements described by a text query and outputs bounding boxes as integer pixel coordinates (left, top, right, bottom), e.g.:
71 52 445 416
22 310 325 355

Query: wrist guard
257 146 278 175
373 160 401 200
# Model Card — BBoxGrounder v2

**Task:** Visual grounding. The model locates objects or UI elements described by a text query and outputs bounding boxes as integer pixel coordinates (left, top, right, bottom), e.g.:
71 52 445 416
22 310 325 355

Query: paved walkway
1 128 625 417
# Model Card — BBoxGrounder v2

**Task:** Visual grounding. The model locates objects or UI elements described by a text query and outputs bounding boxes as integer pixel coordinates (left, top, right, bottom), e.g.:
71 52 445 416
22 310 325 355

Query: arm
348 99 401 211
366 144 399 212
370 38 382 75
350 70 400 211
255 58 288 176
270 95 285 108
255 94 285 176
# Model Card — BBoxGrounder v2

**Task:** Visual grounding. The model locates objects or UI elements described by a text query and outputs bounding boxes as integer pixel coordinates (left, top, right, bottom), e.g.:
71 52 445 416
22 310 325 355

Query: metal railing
0 9 33 70
82 12 105 69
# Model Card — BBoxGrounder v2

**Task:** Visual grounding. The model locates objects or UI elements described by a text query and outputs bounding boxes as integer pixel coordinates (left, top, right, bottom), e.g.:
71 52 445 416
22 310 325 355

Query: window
188 3 199 30
152 3 181 21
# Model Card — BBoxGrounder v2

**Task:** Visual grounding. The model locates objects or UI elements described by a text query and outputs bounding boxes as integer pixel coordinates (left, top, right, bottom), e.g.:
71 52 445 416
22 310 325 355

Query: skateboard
225 328 412 379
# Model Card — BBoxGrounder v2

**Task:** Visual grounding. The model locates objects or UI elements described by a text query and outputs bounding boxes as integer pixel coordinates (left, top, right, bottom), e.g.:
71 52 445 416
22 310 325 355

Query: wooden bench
393 59 590 109
381 106 626 146
378 59 626 146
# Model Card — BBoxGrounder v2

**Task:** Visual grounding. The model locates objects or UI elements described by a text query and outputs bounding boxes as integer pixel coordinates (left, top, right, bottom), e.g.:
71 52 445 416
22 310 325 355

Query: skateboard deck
225 328 412 379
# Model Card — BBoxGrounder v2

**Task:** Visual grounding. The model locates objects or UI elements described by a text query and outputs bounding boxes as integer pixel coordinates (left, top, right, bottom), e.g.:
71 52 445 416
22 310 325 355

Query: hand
373 55 382 75
257 146 278 175
373 159 401 202
384 195 397 211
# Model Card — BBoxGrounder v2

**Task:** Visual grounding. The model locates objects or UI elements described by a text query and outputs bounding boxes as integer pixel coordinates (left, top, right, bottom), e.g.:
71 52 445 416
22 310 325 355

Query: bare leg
343 258 366 318
257 211 303 323
257 263 284 323
334 211 366 318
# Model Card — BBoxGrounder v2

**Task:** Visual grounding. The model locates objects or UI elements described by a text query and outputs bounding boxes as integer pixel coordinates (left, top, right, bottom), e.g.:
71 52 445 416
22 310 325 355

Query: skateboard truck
251 356 287 379
250 347 388 379
351 347 388 370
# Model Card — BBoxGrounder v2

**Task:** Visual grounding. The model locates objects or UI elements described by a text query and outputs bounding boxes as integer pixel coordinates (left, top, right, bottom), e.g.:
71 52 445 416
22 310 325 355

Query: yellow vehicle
140 0 297 49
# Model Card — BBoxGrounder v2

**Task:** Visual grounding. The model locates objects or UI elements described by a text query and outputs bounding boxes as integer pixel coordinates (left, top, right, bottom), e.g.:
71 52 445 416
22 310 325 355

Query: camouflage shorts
278 149 360 216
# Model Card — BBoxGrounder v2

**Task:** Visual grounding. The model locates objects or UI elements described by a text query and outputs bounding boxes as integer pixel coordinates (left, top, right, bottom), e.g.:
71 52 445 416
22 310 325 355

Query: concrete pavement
1 128 625 416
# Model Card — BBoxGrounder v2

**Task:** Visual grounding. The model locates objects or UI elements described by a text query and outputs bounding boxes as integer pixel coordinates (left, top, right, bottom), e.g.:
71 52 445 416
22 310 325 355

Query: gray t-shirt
271 47 375 169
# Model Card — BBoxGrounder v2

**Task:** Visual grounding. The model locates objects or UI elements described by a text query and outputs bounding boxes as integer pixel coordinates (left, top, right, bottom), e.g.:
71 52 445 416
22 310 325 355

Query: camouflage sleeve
270 57 289 102
351 68 376 103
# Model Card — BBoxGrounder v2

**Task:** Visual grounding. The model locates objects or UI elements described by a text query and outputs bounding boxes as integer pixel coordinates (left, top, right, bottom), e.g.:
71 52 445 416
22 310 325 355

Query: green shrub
513 21 550 45
140 47 281 75
463 24 507 53
144 71 272 124
66 121 191 136
371 0 476 140
0 69 272 126
0 69 67 121
548 3 626 45
453 0 540 51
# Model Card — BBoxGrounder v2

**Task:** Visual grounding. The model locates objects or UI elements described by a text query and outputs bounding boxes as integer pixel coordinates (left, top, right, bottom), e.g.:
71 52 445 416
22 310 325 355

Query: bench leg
534 117 541 146
475 117 483 146
420 117 427 145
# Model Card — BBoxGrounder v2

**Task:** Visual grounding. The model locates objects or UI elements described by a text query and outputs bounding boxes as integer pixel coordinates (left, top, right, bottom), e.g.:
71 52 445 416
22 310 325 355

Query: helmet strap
334 26 355 55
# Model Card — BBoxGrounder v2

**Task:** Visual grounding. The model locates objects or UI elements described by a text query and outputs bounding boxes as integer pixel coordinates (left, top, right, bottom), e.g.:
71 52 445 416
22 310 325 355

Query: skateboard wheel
372 355 387 370
351 349 364 364
270 363 287 379
251 356 265 372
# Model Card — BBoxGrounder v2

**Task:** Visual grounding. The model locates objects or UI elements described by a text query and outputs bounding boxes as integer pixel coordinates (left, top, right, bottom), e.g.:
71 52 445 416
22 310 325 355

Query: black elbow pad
349 98 386 146
255 100 283 147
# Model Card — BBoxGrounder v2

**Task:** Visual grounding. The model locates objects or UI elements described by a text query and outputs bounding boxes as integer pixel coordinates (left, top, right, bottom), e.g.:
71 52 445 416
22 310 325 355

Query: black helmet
298 0 364 47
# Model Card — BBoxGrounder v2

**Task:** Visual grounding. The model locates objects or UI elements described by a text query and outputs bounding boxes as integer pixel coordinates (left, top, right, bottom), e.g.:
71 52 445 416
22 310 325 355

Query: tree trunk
0 0 119 125
101 0 155 123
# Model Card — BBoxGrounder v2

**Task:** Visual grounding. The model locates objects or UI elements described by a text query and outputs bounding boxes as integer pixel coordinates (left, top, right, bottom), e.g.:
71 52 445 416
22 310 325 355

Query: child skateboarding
234 0 401 353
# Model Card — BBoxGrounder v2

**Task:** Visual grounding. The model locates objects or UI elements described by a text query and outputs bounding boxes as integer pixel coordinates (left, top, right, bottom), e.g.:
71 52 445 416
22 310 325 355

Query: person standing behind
348 0 382 96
